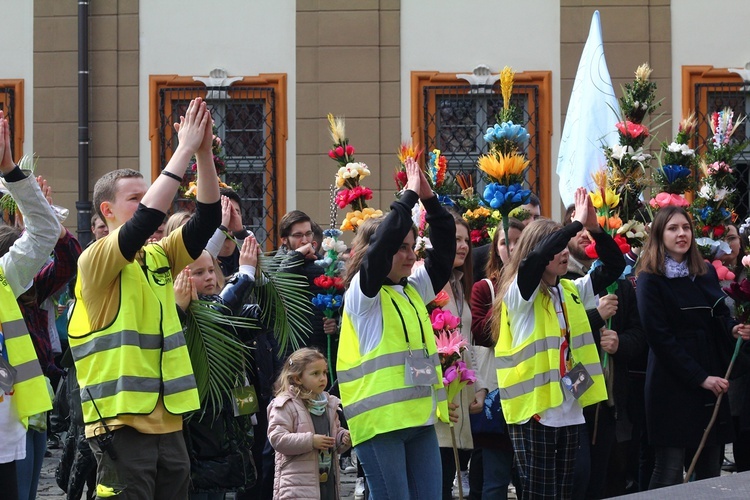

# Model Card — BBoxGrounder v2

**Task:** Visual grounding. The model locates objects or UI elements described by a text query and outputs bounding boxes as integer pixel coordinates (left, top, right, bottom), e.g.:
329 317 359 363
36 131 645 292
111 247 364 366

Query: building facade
1 0 748 245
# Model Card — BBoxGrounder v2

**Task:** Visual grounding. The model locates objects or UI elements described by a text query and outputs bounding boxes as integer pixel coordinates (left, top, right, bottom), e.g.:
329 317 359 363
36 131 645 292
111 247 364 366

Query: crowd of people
2 99 750 500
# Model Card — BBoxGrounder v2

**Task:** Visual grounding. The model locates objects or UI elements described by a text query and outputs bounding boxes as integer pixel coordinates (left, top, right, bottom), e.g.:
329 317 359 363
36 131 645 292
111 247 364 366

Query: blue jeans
482 448 514 499
16 429 47 500
355 426 442 499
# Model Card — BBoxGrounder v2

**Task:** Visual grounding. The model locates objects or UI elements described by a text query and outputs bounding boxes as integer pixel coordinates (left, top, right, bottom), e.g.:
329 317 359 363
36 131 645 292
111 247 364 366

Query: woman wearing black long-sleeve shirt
337 159 456 499
493 188 624 499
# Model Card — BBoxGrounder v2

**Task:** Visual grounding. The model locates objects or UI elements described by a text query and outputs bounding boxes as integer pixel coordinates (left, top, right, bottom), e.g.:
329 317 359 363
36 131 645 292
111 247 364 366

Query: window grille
693 81 750 221
158 86 278 247
423 83 541 197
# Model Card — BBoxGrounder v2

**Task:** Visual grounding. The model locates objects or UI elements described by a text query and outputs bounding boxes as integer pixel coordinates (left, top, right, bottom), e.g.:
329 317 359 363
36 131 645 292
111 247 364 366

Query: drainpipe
75 0 91 245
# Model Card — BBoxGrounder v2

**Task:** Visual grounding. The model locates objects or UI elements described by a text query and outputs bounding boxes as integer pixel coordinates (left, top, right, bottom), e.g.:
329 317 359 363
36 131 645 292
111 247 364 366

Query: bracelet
161 170 183 183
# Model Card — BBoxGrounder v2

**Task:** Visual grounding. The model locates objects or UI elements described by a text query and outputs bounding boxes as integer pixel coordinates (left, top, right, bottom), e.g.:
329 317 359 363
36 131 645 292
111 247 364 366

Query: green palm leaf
184 300 257 411
255 252 313 355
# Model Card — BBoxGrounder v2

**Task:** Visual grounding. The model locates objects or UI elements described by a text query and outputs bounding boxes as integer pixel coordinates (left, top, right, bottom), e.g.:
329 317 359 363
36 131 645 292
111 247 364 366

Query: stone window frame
410 70 552 216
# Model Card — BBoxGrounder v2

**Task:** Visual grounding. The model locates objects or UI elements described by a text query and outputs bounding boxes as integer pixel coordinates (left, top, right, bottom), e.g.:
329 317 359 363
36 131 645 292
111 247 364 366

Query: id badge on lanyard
404 352 438 386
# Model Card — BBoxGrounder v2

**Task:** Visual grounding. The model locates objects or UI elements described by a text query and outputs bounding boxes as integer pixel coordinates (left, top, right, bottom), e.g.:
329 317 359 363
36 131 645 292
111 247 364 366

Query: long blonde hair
490 219 561 343
274 348 328 406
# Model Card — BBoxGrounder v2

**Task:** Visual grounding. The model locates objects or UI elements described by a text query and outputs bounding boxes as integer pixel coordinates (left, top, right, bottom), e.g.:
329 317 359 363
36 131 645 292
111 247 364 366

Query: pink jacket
267 391 350 499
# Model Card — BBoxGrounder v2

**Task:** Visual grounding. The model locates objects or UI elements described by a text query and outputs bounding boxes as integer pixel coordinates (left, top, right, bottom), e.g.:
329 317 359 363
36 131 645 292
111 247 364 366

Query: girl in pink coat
267 348 351 499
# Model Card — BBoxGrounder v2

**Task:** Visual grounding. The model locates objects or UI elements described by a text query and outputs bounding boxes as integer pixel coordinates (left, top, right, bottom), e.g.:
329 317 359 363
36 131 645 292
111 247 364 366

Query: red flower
712 225 725 238
395 170 408 189
328 150 336 159
584 240 599 259
335 146 345 157
470 229 487 245
346 145 355 156
615 121 649 139
614 234 631 254
335 186 373 209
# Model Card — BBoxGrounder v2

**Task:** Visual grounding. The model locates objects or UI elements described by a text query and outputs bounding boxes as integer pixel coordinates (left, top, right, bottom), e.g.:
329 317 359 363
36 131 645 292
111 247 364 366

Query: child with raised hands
267 347 351 500
173 236 262 498
492 187 624 499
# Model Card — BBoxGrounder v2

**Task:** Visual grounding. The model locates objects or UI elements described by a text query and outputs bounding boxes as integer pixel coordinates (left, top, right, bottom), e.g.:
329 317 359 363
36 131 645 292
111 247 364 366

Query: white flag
556 10 619 208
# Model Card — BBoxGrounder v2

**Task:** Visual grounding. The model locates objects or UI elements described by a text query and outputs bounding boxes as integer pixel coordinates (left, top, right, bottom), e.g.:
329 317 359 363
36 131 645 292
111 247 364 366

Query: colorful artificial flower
430 290 451 309
335 185 373 209
430 308 461 331
477 152 529 185
589 188 620 210
615 121 649 139
435 330 469 358
649 192 690 209
341 208 384 232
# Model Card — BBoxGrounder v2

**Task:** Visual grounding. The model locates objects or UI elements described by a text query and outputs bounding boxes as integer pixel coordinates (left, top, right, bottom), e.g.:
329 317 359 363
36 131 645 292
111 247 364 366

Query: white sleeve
407 264 436 305
573 274 597 309
0 175 59 297
343 272 383 355
204 227 226 258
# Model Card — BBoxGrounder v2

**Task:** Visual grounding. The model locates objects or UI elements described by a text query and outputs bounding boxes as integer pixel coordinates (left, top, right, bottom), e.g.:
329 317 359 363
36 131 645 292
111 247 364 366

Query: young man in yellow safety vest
68 98 221 499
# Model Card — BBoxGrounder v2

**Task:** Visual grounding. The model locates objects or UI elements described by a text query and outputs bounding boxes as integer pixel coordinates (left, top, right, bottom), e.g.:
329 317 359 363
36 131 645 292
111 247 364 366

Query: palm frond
255 252 314 355
184 300 257 410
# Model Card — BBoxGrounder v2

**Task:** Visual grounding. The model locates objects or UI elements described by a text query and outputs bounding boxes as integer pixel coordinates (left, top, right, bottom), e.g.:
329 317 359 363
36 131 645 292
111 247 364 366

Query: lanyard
550 285 572 374
389 287 427 355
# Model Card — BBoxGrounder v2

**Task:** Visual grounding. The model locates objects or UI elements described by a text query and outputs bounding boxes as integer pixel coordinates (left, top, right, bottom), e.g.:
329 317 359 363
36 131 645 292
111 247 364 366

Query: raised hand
36 176 53 205
173 98 210 155
220 196 233 229
0 112 13 174
572 187 598 232
174 267 197 311
239 235 260 269
404 157 421 193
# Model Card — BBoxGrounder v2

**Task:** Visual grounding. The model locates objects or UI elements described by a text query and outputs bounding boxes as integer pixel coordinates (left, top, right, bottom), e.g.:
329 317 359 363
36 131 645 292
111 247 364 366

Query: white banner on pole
556 10 619 208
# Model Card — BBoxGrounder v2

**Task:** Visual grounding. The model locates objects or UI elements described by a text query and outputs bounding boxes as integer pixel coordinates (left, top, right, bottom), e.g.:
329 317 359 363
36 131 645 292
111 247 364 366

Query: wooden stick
451 425 464 500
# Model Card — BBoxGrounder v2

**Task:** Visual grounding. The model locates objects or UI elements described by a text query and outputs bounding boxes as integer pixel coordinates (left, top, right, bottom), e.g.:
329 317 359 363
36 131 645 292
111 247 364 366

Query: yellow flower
478 152 529 183
635 63 652 82
500 66 515 108
96 484 117 498
590 191 603 209
341 208 383 231
589 188 619 209
398 141 420 163
327 113 346 144
604 188 620 208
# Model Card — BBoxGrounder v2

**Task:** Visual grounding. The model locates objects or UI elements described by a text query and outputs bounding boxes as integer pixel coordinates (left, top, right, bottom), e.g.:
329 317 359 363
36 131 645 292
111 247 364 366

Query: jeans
482 448 514 499
355 426 442 500
16 429 47 500
649 445 721 489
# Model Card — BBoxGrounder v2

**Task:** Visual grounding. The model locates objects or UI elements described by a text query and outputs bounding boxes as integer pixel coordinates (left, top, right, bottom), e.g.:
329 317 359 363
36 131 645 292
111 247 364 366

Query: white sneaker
354 477 365 500
452 470 470 497
340 456 357 473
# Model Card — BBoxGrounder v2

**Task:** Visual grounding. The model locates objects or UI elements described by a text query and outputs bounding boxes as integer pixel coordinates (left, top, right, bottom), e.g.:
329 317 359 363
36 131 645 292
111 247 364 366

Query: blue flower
323 229 343 238
483 121 529 147
661 165 691 184
483 182 531 211
701 206 713 220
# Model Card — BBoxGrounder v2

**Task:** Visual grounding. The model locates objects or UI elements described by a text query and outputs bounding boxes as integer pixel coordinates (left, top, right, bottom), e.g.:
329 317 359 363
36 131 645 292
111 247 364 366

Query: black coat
637 264 736 448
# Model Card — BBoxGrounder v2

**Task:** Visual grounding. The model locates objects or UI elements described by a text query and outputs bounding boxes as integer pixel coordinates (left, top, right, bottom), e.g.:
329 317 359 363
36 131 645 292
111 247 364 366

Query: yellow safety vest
68 244 199 424
338 285 449 447
495 279 606 424
0 266 52 427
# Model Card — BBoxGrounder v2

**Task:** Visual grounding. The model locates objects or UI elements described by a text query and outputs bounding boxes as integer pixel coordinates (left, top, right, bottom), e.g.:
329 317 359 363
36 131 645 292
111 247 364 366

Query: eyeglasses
289 231 314 240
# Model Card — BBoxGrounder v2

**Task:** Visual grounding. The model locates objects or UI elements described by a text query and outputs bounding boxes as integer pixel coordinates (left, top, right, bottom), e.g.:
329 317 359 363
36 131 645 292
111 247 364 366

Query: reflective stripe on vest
495 280 607 424
337 350 441 384
338 284 449 446
0 267 52 424
69 244 199 423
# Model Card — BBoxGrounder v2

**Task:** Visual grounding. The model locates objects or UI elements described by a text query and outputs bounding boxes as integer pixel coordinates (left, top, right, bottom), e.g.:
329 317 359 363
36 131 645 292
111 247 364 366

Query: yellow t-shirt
78 224 194 438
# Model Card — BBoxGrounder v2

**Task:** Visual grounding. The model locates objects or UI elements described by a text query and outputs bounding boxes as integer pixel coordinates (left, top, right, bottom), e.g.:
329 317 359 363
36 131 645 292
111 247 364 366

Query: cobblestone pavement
36 444 734 499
